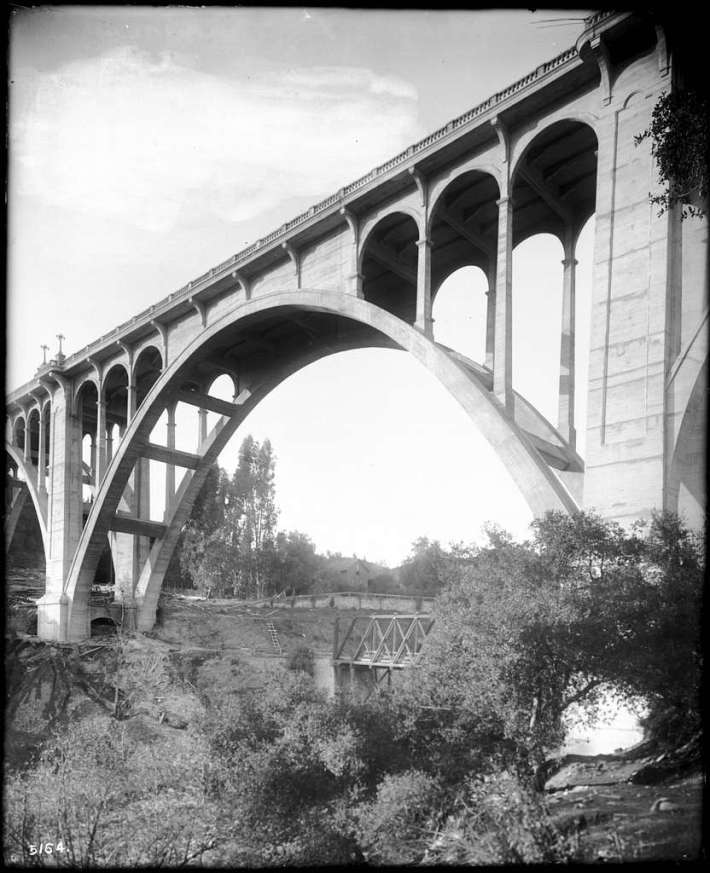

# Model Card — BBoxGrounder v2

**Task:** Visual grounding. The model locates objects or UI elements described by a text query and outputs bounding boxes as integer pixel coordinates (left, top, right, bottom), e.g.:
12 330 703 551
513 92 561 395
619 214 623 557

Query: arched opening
40 401 51 492
27 409 40 468
429 170 500 366
132 347 163 535
90 616 117 636
77 381 98 506
512 233 564 424
135 346 163 408
13 417 26 453
360 212 419 323
205 373 237 436
104 364 129 462
432 266 488 364
511 120 598 450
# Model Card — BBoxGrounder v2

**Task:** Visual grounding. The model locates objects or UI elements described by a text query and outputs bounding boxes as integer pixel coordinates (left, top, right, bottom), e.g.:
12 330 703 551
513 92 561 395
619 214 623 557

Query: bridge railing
244 590 435 613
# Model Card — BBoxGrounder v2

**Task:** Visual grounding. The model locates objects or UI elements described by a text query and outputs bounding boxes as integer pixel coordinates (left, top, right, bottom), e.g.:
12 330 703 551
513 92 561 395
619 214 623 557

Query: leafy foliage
287 644 315 676
405 511 704 760
178 437 279 598
10 510 700 866
398 536 450 595
3 716 217 867
230 436 279 598
354 769 445 864
268 530 321 595
422 771 572 865
636 89 708 218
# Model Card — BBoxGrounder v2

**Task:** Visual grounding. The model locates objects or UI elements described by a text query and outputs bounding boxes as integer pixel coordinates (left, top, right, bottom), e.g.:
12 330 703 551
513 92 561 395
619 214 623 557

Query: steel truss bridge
333 614 435 696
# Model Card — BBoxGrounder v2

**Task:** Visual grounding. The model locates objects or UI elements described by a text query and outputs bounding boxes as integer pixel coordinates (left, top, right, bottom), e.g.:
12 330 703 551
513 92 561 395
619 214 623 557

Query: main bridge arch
58 290 581 641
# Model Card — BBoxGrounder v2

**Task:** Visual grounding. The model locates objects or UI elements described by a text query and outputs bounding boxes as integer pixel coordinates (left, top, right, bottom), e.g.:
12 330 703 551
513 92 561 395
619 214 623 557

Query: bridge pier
38 380 86 641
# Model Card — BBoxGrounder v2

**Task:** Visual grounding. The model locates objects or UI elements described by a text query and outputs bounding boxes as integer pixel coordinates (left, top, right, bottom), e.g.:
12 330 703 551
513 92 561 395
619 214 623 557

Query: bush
354 769 444 864
287 645 315 676
3 716 218 867
422 771 572 865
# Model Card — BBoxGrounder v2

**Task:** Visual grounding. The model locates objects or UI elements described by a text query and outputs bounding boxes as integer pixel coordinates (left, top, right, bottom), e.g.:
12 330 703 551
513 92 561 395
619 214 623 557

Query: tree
270 530 321 595
178 438 280 599
636 89 708 219
178 464 238 596
398 537 449 595
231 436 279 599
402 512 703 764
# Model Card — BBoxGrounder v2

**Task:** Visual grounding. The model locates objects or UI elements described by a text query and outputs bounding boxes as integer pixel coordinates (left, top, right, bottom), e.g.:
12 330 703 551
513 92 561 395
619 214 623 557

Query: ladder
265 621 282 654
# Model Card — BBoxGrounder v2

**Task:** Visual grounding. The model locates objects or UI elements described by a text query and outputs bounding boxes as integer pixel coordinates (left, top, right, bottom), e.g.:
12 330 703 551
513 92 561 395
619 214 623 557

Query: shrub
422 770 572 865
287 645 315 676
354 769 445 864
3 716 218 867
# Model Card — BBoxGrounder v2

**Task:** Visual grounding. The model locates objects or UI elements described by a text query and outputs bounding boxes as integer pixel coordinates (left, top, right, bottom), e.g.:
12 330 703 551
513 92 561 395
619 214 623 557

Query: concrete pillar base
108 599 138 631
136 604 157 633
36 593 71 642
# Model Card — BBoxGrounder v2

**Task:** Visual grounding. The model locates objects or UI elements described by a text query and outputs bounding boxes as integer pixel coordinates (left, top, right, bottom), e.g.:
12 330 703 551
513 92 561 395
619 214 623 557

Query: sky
8 6 595 567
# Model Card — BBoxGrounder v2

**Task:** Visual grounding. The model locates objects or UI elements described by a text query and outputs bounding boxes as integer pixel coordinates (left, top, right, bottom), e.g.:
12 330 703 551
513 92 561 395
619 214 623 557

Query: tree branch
561 677 603 710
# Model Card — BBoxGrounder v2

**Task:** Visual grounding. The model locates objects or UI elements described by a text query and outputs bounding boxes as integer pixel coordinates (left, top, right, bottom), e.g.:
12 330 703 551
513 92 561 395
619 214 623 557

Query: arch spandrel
358 198 424 260
73 374 100 405
427 166 501 240
62 288 579 640
508 109 600 179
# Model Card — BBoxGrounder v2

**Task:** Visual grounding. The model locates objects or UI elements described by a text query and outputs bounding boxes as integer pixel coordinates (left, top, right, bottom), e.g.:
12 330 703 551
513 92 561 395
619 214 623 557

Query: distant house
319 556 396 593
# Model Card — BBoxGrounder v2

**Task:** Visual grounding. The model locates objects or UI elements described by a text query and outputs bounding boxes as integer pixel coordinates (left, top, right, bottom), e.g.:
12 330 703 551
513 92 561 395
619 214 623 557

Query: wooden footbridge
333 614 434 697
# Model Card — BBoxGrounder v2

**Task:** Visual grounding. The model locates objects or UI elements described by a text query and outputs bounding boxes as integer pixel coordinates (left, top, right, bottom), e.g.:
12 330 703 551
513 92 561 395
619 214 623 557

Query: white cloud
11 47 423 233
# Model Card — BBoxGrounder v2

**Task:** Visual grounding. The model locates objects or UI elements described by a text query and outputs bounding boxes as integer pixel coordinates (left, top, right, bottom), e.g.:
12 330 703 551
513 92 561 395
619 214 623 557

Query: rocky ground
543 749 704 863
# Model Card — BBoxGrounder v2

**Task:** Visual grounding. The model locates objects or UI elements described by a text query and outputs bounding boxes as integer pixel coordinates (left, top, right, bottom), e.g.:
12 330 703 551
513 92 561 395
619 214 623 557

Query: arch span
5 442 49 558
61 290 580 640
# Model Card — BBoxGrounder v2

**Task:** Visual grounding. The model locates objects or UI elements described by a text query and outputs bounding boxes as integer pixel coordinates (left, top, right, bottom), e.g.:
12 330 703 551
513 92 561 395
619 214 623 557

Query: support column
485 261 497 370
106 427 113 465
23 415 31 464
127 382 137 422
165 403 176 518
558 231 578 447
37 406 47 495
198 408 208 447
96 395 107 484
493 196 514 410
111 530 136 604
415 237 432 337
133 457 151 580
89 435 97 489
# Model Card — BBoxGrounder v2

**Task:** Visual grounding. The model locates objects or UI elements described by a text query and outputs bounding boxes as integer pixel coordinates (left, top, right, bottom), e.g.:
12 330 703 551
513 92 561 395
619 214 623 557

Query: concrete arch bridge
6 11 706 641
